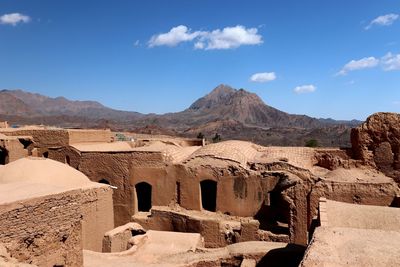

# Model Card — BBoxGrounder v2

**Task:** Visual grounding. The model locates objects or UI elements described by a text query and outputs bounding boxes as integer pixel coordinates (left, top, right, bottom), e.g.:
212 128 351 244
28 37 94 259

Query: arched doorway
43 151 49 158
135 182 152 212
200 180 217 212
0 148 9 165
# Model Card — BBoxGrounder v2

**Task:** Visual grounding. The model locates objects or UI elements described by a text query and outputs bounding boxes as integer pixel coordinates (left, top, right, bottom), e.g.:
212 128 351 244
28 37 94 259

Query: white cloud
250 72 276 83
194 42 204 49
148 25 201 47
133 40 140 46
294 84 316 94
365 13 399 30
337 57 379 75
148 25 263 50
381 52 400 71
0 13 30 26
196 25 263 50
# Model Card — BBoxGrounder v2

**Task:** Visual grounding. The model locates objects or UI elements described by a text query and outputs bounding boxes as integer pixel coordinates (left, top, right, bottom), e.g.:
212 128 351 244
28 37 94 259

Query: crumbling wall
0 190 83 267
308 180 399 230
132 207 260 248
0 139 28 163
351 112 400 181
102 222 145 253
67 129 112 144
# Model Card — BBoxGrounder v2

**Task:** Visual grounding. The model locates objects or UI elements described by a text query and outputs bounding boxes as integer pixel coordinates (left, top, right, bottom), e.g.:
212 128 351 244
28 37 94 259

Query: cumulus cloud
148 25 201 47
365 13 399 30
337 57 379 75
148 25 263 50
250 72 276 83
294 85 316 94
196 25 263 50
381 52 400 71
0 13 30 26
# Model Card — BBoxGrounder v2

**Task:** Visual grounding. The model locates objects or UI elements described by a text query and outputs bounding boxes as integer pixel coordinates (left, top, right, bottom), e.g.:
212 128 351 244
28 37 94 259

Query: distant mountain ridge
0 89 142 121
0 85 361 146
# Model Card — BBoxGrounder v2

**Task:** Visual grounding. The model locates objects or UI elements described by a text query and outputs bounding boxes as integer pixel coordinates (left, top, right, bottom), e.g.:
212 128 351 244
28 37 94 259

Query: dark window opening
200 180 217 212
136 182 152 212
0 148 9 165
43 151 49 158
18 138 32 149
176 181 181 205
99 179 110 185
65 155 70 165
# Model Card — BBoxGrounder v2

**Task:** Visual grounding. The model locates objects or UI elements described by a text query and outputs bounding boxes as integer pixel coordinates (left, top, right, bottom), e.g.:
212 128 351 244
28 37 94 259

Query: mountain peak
208 84 235 96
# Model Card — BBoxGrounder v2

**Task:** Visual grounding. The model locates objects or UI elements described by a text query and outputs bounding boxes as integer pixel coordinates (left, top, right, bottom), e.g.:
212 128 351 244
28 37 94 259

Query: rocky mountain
172 84 326 128
0 89 142 121
0 85 361 146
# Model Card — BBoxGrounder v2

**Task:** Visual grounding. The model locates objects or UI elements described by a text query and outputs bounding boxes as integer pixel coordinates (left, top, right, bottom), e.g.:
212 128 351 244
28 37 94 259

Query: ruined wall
0 190 83 267
68 129 112 144
351 112 400 181
308 180 399 230
79 152 132 226
0 139 29 163
81 186 114 252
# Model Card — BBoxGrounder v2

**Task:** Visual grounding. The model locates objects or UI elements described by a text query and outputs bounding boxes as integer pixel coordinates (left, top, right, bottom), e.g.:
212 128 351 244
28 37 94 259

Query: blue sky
0 0 399 120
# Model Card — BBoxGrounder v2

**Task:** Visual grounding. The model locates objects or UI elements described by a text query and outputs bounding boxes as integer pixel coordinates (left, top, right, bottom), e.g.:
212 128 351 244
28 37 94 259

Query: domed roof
184 140 259 167
0 157 91 188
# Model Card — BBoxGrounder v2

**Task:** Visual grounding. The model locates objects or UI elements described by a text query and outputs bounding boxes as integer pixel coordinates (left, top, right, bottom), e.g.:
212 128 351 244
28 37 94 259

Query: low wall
0 189 83 267
68 129 112 144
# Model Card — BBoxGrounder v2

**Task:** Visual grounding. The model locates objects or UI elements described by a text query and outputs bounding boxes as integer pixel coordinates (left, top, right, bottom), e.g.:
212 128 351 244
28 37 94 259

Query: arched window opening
43 151 49 158
135 182 152 212
200 180 217 212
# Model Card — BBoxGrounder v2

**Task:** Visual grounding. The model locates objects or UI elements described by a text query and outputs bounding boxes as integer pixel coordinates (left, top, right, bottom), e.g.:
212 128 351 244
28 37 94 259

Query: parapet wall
68 129 112 144
0 189 83 267
0 129 69 149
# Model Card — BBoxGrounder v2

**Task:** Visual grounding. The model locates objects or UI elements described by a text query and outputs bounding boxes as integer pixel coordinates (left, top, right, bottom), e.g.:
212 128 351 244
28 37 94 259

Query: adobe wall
132 207 260 248
180 165 264 217
68 129 112 144
307 180 399 229
0 190 83 267
130 164 179 211
81 186 114 252
0 139 29 163
78 152 133 226
48 146 81 169
0 129 69 150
